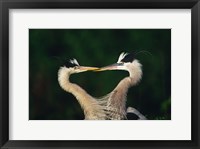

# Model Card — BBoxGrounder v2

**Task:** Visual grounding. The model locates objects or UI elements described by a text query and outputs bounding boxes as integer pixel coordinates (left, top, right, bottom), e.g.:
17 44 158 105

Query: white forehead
117 52 128 63
69 58 80 66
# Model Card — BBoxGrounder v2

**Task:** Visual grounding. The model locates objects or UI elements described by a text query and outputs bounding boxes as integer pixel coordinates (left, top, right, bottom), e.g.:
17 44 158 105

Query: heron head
64 58 99 74
96 52 137 72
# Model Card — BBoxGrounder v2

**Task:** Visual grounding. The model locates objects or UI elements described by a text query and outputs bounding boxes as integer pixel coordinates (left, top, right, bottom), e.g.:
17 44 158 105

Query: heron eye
116 62 122 66
74 66 78 69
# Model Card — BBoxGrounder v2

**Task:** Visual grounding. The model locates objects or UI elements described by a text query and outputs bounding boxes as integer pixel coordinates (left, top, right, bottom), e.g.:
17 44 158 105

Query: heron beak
94 63 121 71
79 66 99 71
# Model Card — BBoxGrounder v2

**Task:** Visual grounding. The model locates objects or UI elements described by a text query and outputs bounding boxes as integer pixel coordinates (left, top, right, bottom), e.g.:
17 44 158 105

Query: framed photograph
0 0 199 148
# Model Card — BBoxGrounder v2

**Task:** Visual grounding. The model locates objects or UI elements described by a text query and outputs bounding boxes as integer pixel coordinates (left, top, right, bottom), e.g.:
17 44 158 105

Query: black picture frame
0 0 199 148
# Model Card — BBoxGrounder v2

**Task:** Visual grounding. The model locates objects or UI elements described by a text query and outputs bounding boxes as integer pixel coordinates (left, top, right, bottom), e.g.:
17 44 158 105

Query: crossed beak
79 63 123 72
94 63 122 71
79 66 99 71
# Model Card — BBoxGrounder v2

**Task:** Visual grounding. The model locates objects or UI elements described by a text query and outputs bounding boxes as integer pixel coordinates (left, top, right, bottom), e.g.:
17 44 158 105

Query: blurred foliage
29 29 171 120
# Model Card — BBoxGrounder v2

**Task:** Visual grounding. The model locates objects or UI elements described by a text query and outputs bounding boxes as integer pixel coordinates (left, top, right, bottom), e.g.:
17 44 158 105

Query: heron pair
58 51 146 120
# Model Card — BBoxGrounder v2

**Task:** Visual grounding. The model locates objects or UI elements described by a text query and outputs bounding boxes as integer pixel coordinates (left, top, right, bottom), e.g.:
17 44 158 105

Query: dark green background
29 29 171 120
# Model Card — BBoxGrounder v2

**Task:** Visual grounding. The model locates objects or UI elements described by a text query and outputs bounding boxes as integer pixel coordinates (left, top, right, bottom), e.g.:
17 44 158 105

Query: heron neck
58 67 96 113
128 61 142 86
109 64 142 119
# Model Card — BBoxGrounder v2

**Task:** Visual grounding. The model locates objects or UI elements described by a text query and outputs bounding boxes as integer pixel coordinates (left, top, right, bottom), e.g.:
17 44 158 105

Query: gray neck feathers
58 67 93 112
128 60 142 86
58 67 106 120
108 60 142 119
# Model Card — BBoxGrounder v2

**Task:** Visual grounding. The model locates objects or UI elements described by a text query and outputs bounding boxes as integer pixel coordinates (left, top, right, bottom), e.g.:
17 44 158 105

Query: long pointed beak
94 63 122 71
79 66 99 71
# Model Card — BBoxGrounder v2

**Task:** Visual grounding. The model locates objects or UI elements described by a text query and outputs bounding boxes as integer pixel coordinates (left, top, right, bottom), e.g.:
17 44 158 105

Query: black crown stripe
121 51 135 62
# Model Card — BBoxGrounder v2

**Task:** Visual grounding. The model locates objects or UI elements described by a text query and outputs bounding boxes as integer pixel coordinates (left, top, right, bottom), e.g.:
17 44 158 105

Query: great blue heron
58 59 107 120
96 52 146 120
58 55 146 120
